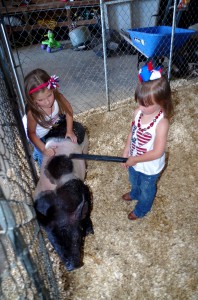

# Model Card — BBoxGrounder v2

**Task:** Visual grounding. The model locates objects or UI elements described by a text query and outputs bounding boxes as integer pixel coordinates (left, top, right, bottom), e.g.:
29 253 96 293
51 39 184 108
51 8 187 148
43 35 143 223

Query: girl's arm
121 130 132 168
126 118 169 167
122 108 140 156
123 131 132 158
27 111 56 157
61 94 77 143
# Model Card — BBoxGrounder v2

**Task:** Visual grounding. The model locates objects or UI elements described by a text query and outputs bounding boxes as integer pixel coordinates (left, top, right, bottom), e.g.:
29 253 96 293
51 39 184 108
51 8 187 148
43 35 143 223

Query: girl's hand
121 156 128 168
66 131 77 143
125 156 137 167
43 147 56 157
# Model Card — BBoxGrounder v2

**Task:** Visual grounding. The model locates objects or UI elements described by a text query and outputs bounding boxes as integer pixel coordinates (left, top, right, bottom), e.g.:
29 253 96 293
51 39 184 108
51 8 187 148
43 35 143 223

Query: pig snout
46 224 84 272
60 228 84 271
65 257 83 272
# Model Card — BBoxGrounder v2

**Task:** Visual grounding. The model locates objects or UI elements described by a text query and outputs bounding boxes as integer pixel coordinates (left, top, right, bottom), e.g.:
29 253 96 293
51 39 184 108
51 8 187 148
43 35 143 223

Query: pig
34 134 94 271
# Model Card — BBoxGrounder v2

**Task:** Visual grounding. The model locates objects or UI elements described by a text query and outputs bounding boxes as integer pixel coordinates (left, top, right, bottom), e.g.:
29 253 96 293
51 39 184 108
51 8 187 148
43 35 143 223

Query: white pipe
105 0 132 5
168 0 177 80
100 0 110 111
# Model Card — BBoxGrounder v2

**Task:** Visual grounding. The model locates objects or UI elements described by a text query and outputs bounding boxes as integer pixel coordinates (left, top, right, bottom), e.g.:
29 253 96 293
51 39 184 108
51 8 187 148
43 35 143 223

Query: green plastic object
41 30 62 52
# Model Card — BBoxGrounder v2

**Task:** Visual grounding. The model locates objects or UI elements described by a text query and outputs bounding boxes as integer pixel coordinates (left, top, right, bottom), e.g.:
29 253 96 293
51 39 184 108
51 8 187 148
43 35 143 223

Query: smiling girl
122 62 174 220
24 69 84 167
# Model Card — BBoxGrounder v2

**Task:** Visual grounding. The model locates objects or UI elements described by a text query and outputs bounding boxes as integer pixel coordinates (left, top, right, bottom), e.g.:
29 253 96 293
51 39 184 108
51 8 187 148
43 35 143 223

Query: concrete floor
14 40 138 114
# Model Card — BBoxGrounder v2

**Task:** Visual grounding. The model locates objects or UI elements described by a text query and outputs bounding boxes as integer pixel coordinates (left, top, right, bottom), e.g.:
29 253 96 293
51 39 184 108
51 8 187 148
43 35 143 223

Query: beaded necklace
137 110 162 132
38 100 55 126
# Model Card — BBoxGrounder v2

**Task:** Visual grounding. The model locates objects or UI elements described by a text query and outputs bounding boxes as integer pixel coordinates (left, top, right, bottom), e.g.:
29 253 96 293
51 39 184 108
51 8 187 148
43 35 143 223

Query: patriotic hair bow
138 61 162 82
47 75 59 89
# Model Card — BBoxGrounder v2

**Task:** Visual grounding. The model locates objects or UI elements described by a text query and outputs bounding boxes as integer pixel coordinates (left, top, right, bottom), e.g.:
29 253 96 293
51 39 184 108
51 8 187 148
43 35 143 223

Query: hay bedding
51 83 198 299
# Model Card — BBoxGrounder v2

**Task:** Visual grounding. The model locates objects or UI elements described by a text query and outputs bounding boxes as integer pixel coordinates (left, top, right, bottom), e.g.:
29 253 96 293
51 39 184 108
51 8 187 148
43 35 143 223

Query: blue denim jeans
32 136 47 168
128 167 161 218
33 147 43 168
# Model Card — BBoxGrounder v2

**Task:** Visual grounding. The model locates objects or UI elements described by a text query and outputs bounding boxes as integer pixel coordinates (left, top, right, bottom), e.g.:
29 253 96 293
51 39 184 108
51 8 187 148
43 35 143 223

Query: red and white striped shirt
129 110 165 175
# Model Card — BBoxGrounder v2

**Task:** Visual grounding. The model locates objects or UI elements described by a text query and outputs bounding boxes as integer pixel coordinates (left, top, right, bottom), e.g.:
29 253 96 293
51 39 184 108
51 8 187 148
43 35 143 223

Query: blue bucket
127 26 196 58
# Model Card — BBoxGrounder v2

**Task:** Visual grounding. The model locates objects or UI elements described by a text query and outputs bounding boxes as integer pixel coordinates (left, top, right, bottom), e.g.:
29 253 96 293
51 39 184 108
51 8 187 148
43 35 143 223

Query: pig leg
81 132 89 155
81 184 94 236
81 215 94 236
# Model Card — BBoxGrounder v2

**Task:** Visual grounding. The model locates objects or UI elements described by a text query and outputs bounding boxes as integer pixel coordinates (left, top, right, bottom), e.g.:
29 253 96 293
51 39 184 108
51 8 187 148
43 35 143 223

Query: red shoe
122 192 132 201
128 211 138 220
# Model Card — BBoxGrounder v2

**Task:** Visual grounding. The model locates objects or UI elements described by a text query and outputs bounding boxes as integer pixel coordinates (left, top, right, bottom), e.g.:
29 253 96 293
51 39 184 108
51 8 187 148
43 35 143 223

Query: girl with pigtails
23 68 85 167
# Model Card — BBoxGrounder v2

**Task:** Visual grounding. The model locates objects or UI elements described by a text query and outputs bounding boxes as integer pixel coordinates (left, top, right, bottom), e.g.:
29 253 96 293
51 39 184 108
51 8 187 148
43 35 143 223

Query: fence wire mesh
0 39 60 299
1 0 197 114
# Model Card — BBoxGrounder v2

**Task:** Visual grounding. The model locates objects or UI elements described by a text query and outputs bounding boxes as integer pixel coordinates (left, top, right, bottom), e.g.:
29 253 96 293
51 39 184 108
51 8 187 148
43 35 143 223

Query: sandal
128 211 138 220
122 192 132 201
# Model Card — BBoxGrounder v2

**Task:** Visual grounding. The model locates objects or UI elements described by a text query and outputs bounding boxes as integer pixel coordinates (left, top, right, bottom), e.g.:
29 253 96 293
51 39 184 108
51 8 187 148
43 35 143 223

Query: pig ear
34 191 55 215
72 197 85 222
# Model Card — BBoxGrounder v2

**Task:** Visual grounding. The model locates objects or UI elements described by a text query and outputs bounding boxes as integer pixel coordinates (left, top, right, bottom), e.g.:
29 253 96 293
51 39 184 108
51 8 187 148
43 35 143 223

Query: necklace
137 110 162 132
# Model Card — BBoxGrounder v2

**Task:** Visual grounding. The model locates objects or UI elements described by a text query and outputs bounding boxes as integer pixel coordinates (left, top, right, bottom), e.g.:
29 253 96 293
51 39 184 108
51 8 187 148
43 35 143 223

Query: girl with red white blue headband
121 61 174 220
23 68 85 167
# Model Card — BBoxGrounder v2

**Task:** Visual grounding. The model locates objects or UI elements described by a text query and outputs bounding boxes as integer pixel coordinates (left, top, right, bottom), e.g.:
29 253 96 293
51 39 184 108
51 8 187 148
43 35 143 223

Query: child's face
34 88 55 109
139 102 161 115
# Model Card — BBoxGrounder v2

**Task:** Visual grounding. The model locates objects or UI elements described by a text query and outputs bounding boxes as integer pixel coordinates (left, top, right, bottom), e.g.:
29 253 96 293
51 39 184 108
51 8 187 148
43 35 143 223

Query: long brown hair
24 68 72 128
135 76 174 120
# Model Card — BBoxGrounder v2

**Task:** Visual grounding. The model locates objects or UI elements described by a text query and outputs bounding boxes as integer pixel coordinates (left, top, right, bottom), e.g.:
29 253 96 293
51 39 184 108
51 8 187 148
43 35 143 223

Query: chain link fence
0 27 60 299
1 0 198 114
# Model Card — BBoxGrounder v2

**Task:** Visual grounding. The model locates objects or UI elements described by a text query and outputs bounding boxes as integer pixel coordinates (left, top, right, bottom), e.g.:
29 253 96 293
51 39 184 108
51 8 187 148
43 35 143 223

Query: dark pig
34 135 94 271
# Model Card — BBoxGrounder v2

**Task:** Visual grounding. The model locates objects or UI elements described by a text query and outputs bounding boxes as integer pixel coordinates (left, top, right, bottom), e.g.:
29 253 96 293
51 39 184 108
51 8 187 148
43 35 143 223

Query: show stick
69 153 127 163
